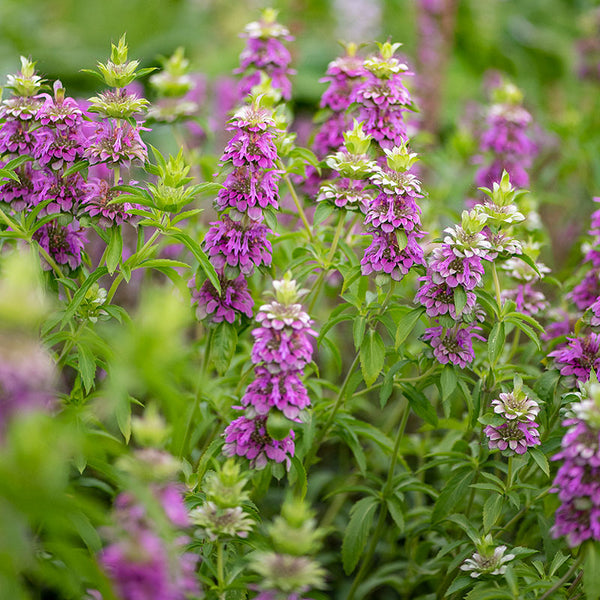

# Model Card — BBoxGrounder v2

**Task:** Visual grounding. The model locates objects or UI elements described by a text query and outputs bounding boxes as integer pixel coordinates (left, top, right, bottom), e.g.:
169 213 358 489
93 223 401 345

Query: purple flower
415 276 476 319
364 188 422 234
552 409 600 547
475 99 537 188
236 17 294 100
548 333 600 382
429 244 485 290
100 532 199 600
215 165 280 219
553 501 600 547
0 119 37 155
361 230 425 281
501 283 549 317
204 215 272 275
320 52 366 111
189 273 254 324
81 177 140 227
33 220 87 271
241 366 310 421
0 162 37 211
317 178 372 212
85 120 148 166
422 324 484 368
0 336 56 432
33 125 87 168
251 317 315 372
32 169 86 214
352 68 413 149
223 415 295 470
484 421 541 454
35 80 83 128
221 122 278 169
159 484 191 528
569 269 600 311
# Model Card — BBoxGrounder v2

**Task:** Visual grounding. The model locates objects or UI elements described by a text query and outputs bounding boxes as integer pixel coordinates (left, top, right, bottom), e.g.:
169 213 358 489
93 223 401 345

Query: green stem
538 553 583 600
491 262 503 310
216 542 226 599
202 328 214 376
105 227 162 303
307 211 346 314
304 352 360 470
279 164 313 241
348 403 409 600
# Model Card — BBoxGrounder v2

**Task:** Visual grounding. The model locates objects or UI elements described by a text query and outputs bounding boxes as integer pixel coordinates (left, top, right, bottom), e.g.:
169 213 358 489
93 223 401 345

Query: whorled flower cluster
235 9 295 101
98 450 200 600
350 42 414 150
223 276 316 470
484 386 541 455
475 81 537 189
417 219 493 369
361 149 426 281
196 104 283 324
308 45 366 195
552 381 600 546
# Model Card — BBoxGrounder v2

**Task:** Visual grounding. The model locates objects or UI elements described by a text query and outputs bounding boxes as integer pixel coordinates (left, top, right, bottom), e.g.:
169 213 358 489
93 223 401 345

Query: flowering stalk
223 274 316 470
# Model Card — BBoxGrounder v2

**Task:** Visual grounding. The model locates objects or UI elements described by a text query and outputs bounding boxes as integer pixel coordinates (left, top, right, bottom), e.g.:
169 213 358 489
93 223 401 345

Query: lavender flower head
33 221 88 271
351 41 414 149
476 81 537 189
484 420 541 454
85 119 148 167
552 378 600 546
223 414 295 470
236 9 295 100
204 214 272 276
422 323 484 368
81 177 141 228
549 332 600 383
0 335 56 432
189 273 254 324
223 275 316 469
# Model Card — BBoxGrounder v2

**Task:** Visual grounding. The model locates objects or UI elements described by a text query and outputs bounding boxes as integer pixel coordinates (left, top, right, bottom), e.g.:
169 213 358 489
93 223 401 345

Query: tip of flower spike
272 273 307 305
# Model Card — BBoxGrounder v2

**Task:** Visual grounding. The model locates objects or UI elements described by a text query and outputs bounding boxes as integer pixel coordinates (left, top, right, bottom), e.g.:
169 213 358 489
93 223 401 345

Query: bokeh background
1 0 599 272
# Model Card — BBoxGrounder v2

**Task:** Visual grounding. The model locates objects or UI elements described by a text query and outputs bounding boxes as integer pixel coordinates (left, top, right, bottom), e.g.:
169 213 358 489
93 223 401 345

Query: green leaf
342 496 378 574
446 576 473 596
380 360 409 408
487 321 505 365
169 231 220 294
353 316 366 350
386 495 405 533
401 383 438 426
483 494 503 533
432 468 475 524
454 285 468 316
440 366 457 400
395 307 425 349
529 447 550 477
210 321 238 375
61 267 109 326
360 329 385 387
116 396 132 443
77 344 96 394
584 542 600 600
106 225 123 275
313 202 335 225
289 146 321 168
289 456 308 500
62 161 89 178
